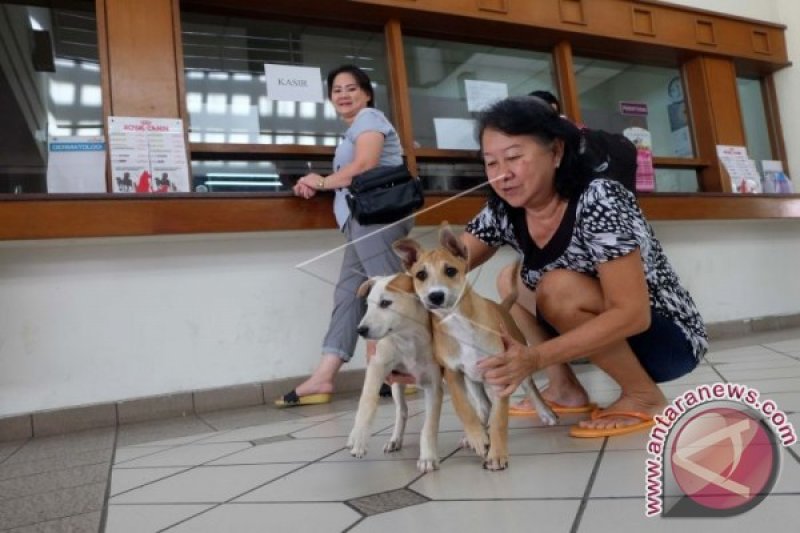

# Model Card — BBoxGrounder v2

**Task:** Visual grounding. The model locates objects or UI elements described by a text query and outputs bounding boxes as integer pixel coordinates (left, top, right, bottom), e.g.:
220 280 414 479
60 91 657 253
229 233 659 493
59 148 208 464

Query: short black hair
326 64 375 108
477 96 589 200
528 90 561 114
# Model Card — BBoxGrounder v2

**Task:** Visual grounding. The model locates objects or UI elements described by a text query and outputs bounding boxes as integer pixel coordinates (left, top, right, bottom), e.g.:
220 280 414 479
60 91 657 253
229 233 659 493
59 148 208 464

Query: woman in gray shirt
277 65 413 406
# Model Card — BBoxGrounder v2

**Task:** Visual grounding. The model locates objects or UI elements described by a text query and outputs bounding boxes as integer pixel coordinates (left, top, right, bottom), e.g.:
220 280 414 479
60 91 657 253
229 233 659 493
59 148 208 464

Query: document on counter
108 117 190 193
716 145 762 193
46 136 107 193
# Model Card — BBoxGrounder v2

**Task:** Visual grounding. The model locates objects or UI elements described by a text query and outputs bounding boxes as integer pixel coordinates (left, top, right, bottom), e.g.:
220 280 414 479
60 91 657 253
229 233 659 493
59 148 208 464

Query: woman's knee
536 270 602 326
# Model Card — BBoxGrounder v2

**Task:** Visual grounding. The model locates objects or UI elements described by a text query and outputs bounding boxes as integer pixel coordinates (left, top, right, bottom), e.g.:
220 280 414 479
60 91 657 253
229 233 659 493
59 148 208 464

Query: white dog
347 273 443 473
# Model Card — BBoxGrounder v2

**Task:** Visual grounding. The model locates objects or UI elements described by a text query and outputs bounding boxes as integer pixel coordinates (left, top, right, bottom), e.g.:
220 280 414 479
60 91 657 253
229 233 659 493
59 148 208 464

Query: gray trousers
322 217 414 361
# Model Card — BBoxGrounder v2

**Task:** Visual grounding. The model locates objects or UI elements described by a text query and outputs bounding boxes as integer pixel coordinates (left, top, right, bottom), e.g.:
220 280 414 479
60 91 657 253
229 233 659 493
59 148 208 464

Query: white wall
663 0 779 23
3 219 800 418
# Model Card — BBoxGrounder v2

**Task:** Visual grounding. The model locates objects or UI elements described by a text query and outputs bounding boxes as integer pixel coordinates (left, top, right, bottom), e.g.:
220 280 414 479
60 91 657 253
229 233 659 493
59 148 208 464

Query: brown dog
394 225 556 470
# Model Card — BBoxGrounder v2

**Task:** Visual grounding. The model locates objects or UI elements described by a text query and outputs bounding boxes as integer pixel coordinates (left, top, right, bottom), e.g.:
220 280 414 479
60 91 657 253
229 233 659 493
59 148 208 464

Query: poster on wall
46 136 107 193
264 64 324 103
433 118 479 150
464 80 508 112
667 76 693 157
619 101 648 117
108 117 190 193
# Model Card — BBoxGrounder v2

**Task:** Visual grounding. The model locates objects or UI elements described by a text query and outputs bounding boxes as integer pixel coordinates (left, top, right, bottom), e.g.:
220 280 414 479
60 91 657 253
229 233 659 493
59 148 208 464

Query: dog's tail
499 260 523 313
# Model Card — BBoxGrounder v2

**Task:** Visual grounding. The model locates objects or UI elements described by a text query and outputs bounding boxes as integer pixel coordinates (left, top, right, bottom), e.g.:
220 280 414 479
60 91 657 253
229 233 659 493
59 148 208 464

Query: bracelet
318 177 326 190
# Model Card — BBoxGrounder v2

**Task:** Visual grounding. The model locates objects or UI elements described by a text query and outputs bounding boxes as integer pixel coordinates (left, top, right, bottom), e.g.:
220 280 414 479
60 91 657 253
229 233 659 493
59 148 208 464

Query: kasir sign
265 64 324 103
277 78 310 87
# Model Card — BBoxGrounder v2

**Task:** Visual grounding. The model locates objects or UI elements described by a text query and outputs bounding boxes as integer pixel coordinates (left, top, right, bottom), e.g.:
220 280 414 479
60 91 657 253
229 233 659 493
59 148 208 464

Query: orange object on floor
568 410 655 438
509 399 597 417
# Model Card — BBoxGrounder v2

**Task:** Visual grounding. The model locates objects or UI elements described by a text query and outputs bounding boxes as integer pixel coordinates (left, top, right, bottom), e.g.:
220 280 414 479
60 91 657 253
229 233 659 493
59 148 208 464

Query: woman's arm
460 231 498 271
479 249 651 396
319 131 384 189
296 131 384 192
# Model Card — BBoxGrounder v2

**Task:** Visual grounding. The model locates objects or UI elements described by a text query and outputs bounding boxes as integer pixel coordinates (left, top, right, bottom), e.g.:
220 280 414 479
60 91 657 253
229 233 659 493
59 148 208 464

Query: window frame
0 0 797 241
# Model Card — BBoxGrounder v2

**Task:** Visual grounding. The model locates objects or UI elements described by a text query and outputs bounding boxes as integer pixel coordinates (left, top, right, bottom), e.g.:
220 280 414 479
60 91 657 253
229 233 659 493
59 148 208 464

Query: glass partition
574 57 694 159
191 158 333 193
404 36 556 150
737 77 773 175
417 161 487 193
654 168 700 193
180 12 388 146
0 0 102 194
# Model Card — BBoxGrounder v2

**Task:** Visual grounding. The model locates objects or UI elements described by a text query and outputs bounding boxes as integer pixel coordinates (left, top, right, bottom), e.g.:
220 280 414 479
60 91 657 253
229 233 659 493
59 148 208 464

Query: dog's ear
387 273 415 294
439 223 468 261
393 238 422 271
356 278 376 298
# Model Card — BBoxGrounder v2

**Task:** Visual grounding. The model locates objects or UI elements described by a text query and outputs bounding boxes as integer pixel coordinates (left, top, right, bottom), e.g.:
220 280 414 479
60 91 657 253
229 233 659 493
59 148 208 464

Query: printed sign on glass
264 64 324 103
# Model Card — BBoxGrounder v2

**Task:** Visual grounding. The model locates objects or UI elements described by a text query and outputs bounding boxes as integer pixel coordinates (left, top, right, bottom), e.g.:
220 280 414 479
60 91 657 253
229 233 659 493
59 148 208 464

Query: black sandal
274 389 332 407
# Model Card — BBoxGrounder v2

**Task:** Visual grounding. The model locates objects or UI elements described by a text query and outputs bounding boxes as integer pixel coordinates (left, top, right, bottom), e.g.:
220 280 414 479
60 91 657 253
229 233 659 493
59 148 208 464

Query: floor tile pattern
2 330 799 532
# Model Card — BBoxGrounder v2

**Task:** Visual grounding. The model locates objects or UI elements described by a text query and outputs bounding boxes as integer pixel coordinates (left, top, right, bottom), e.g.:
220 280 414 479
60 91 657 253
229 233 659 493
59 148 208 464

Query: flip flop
509 400 597 417
274 390 332 408
568 410 655 438
379 384 418 397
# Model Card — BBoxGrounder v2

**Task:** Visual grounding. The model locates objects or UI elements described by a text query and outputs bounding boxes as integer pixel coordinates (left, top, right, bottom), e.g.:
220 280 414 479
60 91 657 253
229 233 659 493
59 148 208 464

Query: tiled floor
2 330 800 532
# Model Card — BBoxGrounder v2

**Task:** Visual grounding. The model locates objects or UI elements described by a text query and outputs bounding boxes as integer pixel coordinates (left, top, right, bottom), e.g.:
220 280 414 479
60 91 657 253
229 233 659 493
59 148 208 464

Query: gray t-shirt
332 107 403 228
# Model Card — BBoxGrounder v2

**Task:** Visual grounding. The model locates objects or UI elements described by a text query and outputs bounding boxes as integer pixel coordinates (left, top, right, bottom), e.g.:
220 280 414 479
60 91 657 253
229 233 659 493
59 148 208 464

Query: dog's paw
383 438 403 453
349 443 368 458
538 409 559 426
459 430 489 457
483 454 508 471
417 456 439 473
347 429 369 458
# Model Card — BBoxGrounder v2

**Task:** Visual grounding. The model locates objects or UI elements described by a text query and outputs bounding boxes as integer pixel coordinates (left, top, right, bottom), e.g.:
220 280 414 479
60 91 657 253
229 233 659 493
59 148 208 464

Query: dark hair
528 90 561 114
326 64 375 108
477 96 590 200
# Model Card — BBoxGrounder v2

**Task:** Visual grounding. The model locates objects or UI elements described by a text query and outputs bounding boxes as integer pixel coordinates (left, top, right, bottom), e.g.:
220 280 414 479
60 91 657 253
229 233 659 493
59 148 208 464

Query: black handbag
347 164 424 225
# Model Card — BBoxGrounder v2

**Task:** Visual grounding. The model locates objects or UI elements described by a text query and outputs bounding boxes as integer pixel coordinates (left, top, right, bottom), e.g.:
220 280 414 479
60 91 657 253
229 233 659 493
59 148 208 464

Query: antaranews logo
645 382 796 518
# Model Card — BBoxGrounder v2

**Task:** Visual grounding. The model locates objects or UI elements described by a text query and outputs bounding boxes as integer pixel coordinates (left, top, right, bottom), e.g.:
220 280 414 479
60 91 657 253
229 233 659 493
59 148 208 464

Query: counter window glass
191 158 332 193
0 1 102 194
181 12 389 146
417 161 487 193
403 36 556 150
737 76 774 176
573 57 695 159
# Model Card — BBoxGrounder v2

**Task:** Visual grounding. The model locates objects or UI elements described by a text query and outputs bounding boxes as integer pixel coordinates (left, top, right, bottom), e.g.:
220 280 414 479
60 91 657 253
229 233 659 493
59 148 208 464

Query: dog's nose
357 325 369 337
427 291 445 307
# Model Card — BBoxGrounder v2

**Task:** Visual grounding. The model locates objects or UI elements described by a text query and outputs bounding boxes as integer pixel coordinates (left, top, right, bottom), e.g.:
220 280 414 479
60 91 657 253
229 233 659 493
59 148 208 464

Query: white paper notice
46 136 107 193
264 64 324 103
108 117 190 193
716 145 762 193
433 118 479 150
464 80 508 112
